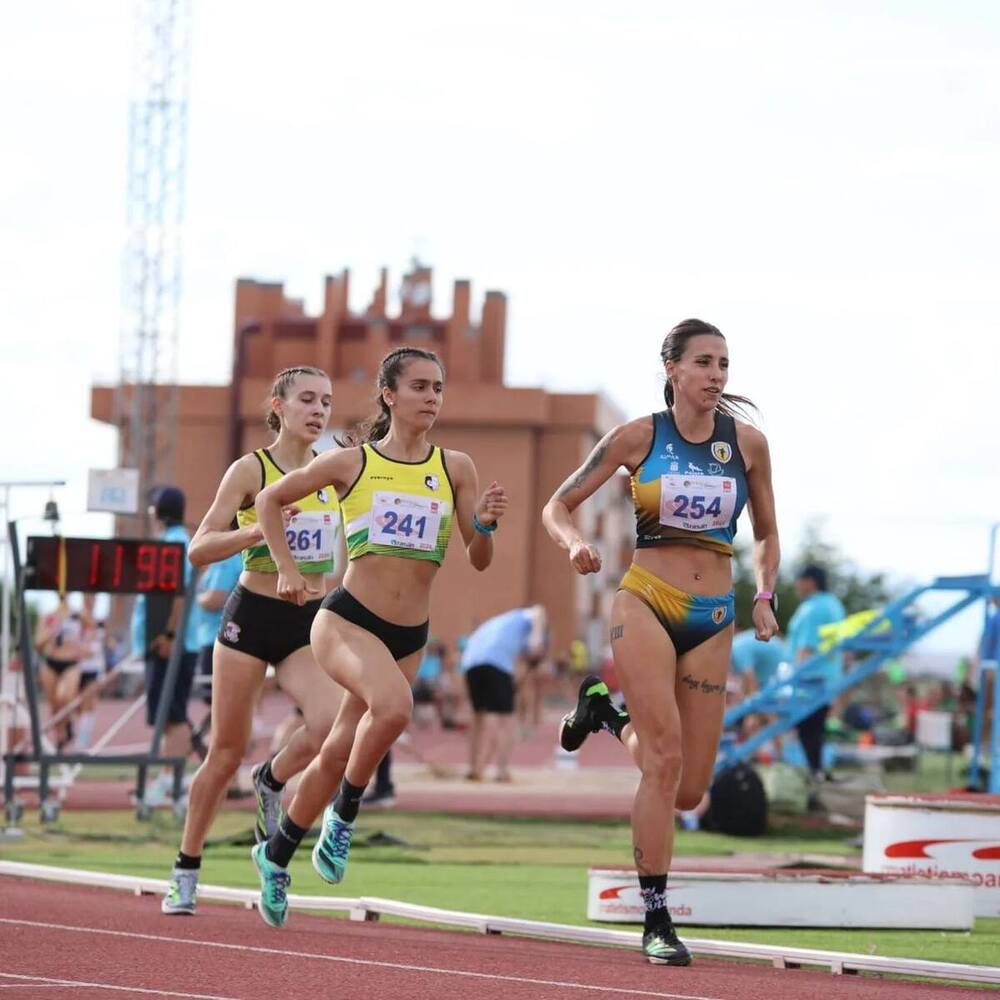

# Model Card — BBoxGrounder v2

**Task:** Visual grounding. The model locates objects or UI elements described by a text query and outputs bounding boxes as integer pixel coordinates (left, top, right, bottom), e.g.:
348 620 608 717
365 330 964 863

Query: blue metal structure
717 572 1000 791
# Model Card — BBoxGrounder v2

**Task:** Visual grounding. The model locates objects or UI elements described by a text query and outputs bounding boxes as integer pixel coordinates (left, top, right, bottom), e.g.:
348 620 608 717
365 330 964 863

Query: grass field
2 807 997 968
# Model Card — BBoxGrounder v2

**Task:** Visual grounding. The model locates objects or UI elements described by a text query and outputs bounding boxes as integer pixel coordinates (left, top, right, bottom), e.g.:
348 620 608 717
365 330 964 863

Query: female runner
250 346 507 927
161 366 345 915
542 319 780 965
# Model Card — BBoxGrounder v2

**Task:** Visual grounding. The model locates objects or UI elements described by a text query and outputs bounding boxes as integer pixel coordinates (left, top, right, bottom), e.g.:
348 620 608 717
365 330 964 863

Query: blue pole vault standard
717 573 1000 776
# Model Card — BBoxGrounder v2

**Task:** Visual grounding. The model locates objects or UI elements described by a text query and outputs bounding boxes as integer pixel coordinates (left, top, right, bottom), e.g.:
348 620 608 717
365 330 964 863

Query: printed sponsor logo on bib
659 475 737 532
371 491 445 552
284 511 335 563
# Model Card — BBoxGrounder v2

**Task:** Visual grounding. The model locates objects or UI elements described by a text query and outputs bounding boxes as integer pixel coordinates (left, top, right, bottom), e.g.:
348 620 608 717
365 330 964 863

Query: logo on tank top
712 606 727 625
686 462 703 474
658 443 676 460
708 463 724 475
424 474 440 491
317 488 329 504
711 441 732 464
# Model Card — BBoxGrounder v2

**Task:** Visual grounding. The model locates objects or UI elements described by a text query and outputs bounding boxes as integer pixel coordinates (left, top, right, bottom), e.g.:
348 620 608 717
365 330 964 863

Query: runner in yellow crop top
542 320 781 967
249 347 508 927
161 366 346 918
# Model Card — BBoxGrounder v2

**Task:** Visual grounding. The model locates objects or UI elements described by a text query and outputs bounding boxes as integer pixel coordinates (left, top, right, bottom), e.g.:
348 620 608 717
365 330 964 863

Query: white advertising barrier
863 791 1000 918
587 866 973 929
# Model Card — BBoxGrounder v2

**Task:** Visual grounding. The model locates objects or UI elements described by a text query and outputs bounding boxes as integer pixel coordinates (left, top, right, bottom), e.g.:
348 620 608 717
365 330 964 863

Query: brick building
92 265 632 658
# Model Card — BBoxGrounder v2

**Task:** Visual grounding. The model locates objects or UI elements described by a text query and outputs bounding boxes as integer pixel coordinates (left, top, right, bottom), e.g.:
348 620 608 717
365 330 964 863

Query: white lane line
0 918 724 1000
0 973 239 999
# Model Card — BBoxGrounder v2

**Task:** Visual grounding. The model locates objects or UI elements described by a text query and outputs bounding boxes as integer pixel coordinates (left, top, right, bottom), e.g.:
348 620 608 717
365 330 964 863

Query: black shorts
465 663 515 715
412 678 436 704
320 587 428 662
79 672 100 692
43 657 77 676
145 651 198 726
217 585 322 665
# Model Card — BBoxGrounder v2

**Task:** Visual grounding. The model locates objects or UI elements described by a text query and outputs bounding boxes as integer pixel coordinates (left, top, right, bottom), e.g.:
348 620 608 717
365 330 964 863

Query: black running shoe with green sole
559 674 610 752
642 923 692 966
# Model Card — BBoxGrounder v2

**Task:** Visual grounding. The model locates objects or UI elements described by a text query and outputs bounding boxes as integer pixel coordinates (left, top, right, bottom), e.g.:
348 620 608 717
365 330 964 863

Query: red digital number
137 544 157 591
112 543 124 588
159 547 181 593
88 543 100 588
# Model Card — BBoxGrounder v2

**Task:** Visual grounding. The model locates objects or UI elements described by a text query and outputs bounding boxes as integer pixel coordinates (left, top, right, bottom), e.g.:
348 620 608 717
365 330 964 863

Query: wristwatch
754 591 778 613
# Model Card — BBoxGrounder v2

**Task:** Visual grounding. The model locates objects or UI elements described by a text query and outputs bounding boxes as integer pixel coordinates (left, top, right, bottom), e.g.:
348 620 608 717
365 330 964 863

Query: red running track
0 877 985 1000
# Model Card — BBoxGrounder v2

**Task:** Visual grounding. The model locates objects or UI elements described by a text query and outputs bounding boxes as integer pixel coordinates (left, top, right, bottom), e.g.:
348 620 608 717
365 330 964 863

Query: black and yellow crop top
339 443 455 565
235 449 341 574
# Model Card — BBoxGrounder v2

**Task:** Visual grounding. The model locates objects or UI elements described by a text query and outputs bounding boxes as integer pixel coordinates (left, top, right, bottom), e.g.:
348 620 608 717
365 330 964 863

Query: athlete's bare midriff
341 554 439 626
238 568 336 600
632 543 733 596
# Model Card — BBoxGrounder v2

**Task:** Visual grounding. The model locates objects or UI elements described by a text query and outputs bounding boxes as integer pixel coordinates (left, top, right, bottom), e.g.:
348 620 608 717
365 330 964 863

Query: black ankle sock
638 873 669 933
333 778 366 824
175 851 201 870
595 698 630 741
259 757 284 792
265 814 308 868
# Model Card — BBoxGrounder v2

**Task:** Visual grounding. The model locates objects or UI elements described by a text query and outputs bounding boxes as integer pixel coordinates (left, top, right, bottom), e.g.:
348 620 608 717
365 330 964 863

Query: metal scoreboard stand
3 522 197 824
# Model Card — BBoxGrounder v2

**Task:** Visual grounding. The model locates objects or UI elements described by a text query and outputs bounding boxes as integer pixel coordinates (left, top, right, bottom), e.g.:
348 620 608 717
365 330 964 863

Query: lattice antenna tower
114 0 192 524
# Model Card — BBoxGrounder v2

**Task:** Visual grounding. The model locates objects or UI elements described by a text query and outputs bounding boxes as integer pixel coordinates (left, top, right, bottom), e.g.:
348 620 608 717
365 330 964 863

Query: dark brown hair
660 319 756 420
338 348 445 446
266 366 330 432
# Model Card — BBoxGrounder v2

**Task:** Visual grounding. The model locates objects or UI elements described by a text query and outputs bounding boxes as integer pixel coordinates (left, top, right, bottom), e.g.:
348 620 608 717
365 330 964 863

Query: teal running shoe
250 842 291 928
642 922 692 966
251 761 282 844
161 868 198 915
311 804 354 885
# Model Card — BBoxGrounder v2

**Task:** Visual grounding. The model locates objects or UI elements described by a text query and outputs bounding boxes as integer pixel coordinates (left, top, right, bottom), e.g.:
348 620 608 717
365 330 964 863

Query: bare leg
494 712 516 780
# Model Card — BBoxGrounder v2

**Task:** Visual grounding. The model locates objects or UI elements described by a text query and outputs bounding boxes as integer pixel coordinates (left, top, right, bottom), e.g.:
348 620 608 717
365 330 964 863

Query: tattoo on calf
633 845 650 874
681 673 725 696
556 440 610 498
610 624 624 641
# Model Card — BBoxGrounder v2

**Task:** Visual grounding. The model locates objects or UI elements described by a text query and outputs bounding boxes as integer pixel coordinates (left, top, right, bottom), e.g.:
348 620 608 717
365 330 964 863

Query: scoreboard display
25 537 185 595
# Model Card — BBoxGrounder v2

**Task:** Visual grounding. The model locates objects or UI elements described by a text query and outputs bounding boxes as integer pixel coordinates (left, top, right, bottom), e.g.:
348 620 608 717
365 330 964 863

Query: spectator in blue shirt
460 605 547 781
785 564 845 780
731 629 788 695
130 486 199 804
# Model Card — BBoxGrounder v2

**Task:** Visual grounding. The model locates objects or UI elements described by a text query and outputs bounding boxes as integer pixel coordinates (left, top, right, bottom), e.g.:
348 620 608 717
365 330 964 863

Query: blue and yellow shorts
618 563 734 655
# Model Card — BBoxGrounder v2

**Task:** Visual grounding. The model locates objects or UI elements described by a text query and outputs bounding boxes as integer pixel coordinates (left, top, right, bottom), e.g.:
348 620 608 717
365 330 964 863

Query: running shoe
251 761 282 844
559 675 615 752
161 868 199 916
311 804 354 885
642 922 692 966
250 843 291 928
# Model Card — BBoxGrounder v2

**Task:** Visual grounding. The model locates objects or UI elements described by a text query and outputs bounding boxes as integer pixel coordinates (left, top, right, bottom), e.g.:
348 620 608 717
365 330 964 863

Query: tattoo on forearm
610 624 624 641
681 673 725 696
633 845 651 875
556 440 610 499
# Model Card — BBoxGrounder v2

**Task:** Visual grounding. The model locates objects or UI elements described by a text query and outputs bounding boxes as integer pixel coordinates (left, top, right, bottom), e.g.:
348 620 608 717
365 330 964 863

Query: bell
43 500 60 523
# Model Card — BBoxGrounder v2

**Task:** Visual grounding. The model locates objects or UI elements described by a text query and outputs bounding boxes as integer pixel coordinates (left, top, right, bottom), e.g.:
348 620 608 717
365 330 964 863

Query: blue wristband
472 513 498 535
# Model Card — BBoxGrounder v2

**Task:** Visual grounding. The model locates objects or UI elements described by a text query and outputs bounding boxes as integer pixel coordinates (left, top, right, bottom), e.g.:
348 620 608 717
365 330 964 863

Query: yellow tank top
236 449 341 574
340 443 455 565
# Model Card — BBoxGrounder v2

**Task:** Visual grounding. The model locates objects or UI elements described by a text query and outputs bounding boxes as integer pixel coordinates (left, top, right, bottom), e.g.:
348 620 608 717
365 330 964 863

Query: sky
3 1 999 655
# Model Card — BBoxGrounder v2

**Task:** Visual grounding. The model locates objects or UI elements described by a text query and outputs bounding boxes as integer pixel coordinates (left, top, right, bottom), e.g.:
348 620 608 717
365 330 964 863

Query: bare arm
542 420 649 575
197 588 229 612
738 422 781 641
188 456 267 568
447 451 508 572
256 448 361 603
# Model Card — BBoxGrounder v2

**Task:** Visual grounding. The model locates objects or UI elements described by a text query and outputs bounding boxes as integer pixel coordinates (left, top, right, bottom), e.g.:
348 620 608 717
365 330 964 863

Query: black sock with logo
258 756 284 792
333 778 366 824
265 814 307 868
638 873 670 933
175 851 201 871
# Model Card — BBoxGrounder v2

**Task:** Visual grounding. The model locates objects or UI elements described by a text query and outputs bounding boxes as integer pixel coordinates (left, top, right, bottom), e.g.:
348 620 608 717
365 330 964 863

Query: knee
370 694 413 737
204 742 243 778
675 785 707 812
639 740 683 795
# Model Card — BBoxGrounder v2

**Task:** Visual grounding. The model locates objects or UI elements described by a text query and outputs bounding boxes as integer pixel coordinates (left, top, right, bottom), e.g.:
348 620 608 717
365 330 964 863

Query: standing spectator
33 596 84 749
131 485 199 806
75 595 106 751
730 628 788 697
460 605 547 781
786 564 845 782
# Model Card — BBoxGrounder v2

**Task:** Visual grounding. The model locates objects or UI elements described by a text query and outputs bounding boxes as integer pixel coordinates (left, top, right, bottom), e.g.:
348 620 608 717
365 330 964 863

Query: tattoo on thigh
681 673 725 696
610 624 624 641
